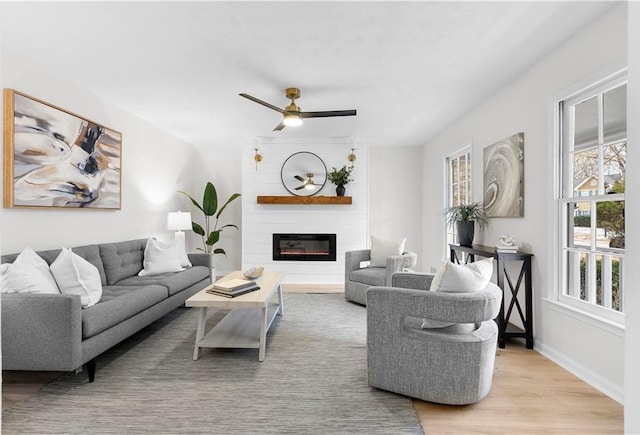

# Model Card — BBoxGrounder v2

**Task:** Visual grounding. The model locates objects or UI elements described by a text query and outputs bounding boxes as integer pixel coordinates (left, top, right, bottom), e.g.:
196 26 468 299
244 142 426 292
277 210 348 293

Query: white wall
0 47 200 254
241 138 368 283
369 146 423 270
421 4 627 402
178 143 243 274
624 1 640 431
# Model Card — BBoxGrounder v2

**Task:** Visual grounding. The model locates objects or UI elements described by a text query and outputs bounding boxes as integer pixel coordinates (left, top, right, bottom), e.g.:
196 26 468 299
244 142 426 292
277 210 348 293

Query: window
444 146 472 256
558 72 626 323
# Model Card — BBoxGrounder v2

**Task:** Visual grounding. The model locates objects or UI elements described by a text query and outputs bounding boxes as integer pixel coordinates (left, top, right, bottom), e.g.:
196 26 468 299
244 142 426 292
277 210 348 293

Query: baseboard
535 340 624 404
282 283 345 293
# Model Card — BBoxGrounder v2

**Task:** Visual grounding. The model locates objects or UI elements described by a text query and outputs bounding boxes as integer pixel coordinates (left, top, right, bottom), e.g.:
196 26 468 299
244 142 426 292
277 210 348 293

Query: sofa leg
87 359 96 383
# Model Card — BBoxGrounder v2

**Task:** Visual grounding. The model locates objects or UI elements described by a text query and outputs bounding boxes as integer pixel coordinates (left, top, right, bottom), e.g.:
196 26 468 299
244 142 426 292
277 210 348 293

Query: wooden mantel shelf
257 195 352 205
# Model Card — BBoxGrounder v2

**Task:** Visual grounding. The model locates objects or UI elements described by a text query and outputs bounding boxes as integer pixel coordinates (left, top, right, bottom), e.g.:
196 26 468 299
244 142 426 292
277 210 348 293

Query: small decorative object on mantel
327 165 354 196
496 234 518 253
444 202 489 247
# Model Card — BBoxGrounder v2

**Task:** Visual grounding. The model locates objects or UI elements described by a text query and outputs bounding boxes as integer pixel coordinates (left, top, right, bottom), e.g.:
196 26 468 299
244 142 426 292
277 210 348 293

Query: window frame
443 145 472 259
556 71 627 325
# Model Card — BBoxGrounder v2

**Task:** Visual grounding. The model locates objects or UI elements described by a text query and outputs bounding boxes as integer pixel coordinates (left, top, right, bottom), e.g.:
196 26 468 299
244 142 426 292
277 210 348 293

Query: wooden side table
449 244 534 349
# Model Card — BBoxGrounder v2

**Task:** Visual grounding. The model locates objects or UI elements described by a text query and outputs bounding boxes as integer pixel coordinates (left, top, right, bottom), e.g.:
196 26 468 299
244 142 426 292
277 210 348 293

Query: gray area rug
2 293 422 434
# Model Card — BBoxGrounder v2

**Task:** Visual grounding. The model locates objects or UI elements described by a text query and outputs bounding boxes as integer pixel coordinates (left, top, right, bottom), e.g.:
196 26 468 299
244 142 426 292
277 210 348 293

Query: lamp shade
167 211 192 231
283 113 303 127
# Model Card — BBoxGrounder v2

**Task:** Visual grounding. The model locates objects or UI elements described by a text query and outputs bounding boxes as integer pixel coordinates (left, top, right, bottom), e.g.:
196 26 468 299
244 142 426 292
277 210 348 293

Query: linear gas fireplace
273 233 337 261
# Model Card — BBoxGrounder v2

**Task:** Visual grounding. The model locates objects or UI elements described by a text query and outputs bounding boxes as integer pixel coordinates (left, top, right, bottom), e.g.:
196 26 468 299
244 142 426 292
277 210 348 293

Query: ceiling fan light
304 183 315 190
283 113 303 127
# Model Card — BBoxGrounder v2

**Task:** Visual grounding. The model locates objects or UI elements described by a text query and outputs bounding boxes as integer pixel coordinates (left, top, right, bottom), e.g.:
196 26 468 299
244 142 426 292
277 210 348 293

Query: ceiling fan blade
300 109 357 119
239 93 285 114
294 175 305 182
295 185 305 190
273 121 286 131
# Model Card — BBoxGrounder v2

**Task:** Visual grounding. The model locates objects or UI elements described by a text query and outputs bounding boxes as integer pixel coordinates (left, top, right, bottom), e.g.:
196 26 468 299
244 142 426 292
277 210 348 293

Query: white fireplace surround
241 138 369 283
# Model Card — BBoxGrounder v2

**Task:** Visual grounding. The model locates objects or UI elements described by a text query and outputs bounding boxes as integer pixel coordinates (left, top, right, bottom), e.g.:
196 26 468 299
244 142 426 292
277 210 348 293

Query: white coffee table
185 270 285 361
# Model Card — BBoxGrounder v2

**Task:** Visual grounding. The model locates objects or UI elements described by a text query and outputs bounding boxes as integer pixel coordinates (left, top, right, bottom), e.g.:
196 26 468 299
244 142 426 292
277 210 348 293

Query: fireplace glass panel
273 233 337 261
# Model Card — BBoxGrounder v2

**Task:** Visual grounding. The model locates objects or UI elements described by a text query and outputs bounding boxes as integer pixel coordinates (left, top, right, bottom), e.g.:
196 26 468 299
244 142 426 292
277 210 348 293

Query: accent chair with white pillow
367 261 502 405
344 236 417 306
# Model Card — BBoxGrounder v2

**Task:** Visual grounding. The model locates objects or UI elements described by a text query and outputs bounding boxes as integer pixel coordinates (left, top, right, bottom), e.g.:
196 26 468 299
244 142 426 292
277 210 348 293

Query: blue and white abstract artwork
5 90 122 209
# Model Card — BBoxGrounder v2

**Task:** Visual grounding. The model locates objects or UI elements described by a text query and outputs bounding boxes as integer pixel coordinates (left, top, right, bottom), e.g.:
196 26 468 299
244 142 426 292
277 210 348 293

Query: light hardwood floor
2 289 624 433
414 340 623 434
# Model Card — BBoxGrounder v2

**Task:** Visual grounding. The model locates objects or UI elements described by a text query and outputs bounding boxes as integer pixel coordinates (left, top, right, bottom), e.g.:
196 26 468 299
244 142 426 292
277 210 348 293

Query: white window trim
443 143 472 260
548 63 627 328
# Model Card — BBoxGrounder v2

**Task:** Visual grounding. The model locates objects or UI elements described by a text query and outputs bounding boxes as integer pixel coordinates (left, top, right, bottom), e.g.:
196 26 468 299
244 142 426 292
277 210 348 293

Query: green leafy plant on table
444 202 489 228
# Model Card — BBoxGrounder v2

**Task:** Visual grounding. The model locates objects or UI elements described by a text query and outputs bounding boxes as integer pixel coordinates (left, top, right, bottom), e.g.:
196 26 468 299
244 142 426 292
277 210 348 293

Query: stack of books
206 278 260 298
496 244 518 253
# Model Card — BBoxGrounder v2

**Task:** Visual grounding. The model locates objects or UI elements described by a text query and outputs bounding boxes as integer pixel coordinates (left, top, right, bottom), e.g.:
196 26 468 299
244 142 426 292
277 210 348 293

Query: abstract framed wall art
483 132 524 217
3 89 122 209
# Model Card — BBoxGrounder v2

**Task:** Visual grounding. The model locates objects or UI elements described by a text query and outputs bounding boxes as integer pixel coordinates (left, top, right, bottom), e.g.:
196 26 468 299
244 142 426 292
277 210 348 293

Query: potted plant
444 202 489 247
179 182 241 279
327 165 354 196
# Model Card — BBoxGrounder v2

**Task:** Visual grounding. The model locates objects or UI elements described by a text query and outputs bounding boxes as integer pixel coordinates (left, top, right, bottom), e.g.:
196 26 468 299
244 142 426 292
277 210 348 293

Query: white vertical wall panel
242 138 368 283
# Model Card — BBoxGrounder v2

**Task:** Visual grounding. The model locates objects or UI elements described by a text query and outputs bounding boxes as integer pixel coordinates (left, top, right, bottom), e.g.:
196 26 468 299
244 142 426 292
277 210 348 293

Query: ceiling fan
294 173 320 191
239 87 357 131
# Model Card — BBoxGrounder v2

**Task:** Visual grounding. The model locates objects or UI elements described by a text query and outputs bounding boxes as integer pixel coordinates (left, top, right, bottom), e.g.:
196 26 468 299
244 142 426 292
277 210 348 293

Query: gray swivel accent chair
344 249 417 306
367 272 502 405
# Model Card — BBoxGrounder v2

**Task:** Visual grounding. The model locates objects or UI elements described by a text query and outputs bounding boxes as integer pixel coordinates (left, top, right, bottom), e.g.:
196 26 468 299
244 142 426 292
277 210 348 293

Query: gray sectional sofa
1 239 210 382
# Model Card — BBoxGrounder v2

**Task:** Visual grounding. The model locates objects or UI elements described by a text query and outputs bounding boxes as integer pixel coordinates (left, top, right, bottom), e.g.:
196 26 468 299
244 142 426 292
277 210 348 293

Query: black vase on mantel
336 184 346 197
457 221 475 247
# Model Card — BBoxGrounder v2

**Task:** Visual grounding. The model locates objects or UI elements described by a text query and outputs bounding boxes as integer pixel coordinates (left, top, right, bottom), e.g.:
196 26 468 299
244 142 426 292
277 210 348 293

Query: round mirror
281 151 327 196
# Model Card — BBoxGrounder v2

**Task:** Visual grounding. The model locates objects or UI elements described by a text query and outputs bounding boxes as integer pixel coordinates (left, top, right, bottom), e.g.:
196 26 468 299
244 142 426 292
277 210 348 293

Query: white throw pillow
429 258 494 293
0 262 58 294
369 235 407 267
138 238 185 276
50 248 102 308
12 247 60 293
175 234 192 268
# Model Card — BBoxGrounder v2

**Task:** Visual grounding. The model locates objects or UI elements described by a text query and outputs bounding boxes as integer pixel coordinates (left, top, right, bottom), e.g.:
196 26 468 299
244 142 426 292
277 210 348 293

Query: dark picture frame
3 89 122 209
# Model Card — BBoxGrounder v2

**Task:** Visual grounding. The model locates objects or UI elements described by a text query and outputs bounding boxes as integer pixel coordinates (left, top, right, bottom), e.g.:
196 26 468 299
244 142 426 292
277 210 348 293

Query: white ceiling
0 1 618 148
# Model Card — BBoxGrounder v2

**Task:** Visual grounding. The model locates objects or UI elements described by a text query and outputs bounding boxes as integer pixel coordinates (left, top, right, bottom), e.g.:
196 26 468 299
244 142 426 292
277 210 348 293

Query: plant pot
336 184 346 197
457 221 475 247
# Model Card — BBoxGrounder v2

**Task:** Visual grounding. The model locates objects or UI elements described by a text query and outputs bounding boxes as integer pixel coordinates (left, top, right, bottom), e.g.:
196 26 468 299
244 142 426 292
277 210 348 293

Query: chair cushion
370 235 406 267
82 285 167 339
430 258 493 292
350 267 387 287
115 265 209 296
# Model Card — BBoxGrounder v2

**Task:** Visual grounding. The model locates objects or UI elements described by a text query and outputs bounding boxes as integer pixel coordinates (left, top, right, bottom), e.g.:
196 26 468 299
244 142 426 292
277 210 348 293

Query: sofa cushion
350 267 387 287
138 238 185 276
82 285 167 339
50 248 103 308
1 247 60 294
99 239 146 285
1 261 58 294
2 245 107 286
115 265 209 296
